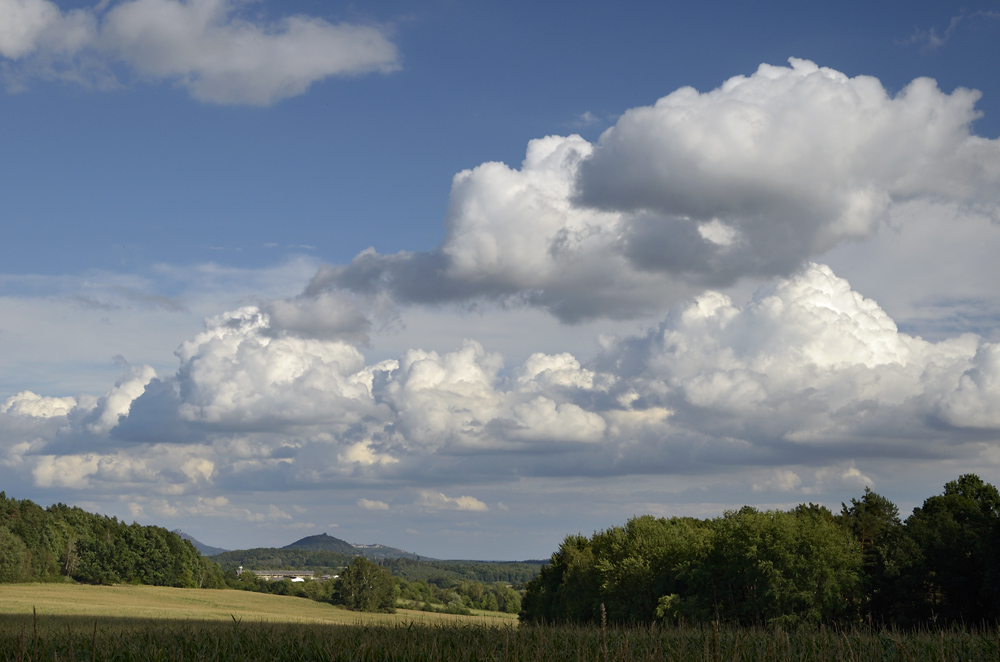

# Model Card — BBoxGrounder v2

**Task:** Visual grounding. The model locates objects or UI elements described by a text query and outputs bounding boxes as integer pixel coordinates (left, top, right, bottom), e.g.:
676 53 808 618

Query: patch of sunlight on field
0 584 516 627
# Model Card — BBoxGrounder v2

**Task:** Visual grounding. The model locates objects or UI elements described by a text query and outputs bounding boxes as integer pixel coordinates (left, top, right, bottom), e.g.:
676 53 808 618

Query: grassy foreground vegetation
1 597 999 661
1 584 998 660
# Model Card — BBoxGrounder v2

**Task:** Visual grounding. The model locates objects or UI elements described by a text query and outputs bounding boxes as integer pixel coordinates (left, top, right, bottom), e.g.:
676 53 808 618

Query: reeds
1 615 998 661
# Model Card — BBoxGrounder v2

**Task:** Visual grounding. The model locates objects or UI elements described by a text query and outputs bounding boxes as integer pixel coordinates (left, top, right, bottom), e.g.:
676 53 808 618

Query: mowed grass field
0 583 516 626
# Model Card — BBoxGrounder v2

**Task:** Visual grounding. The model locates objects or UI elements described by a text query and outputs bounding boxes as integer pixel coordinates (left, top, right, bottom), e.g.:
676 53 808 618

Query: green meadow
0 583 513 626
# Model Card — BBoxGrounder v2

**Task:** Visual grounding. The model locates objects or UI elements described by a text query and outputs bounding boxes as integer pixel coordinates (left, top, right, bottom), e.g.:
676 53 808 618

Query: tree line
520 474 1000 628
0 492 224 588
397 576 522 615
222 556 524 615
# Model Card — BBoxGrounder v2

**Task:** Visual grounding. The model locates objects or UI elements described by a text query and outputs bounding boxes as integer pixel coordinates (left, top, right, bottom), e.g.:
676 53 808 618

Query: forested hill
281 533 357 554
282 533 421 560
521 474 1000 628
211 534 423 573
0 492 225 588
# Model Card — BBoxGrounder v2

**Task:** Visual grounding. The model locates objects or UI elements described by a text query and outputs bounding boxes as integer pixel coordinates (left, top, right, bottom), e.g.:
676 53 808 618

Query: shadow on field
3 612 1000 661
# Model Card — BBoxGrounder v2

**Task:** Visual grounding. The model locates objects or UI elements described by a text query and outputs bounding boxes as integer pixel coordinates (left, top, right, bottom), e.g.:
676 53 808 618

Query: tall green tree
840 488 922 624
905 474 1000 624
520 534 599 623
337 557 396 613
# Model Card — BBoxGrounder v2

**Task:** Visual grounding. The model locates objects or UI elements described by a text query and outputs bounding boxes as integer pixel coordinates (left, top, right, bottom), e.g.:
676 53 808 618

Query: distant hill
281 533 357 554
173 529 229 556
211 534 425 571
281 533 422 560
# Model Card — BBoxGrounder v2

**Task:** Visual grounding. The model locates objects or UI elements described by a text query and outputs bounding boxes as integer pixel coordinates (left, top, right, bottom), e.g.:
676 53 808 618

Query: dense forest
0 492 224 588
521 474 1000 628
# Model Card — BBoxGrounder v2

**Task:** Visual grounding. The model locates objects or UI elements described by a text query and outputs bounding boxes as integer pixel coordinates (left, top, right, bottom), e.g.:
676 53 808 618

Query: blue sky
2 0 1000 560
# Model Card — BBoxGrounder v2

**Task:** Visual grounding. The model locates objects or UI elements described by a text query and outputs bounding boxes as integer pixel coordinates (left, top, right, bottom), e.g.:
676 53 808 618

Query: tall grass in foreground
1 613 999 661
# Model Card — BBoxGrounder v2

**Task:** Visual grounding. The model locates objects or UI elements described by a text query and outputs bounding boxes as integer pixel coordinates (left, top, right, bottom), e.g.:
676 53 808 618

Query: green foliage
281 532 359 554
519 533 599 624
0 525 28 583
0 492 220 590
396 577 522 614
841 487 922 624
212 547 357 572
904 473 1000 624
521 518 714 625
524 475 1000 628
337 557 396 613
524 507 860 626
684 506 861 626
593 516 712 624
212 548 543 586
379 557 544 584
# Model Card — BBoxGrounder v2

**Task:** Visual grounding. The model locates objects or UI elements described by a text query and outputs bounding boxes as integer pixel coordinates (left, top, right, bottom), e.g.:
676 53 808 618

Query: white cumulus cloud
172 306 387 427
2 391 76 418
321 59 1000 322
7 59 1000 552
0 0 399 104
596 263 981 454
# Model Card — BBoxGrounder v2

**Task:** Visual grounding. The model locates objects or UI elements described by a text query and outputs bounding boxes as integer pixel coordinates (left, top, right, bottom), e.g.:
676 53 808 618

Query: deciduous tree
337 557 396 613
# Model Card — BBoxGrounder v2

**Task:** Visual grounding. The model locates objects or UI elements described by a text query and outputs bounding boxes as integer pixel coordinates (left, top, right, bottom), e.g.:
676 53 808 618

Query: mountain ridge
173 529 229 556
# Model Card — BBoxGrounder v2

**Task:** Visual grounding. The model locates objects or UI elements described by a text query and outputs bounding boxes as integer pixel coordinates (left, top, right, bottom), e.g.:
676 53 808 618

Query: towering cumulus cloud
0 0 398 103
2 59 1000 531
319 58 1000 322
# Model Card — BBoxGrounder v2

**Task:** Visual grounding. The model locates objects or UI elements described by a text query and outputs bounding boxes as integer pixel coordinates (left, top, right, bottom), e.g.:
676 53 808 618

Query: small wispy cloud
417 491 488 512
571 111 600 127
901 11 1000 50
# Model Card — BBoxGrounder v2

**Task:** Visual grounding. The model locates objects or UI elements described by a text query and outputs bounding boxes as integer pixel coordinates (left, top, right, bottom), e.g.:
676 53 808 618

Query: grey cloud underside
310 252 496 305
308 250 680 325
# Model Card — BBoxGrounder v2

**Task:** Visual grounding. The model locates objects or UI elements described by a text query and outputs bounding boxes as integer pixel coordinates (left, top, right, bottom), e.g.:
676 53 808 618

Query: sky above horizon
2 0 1000 560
